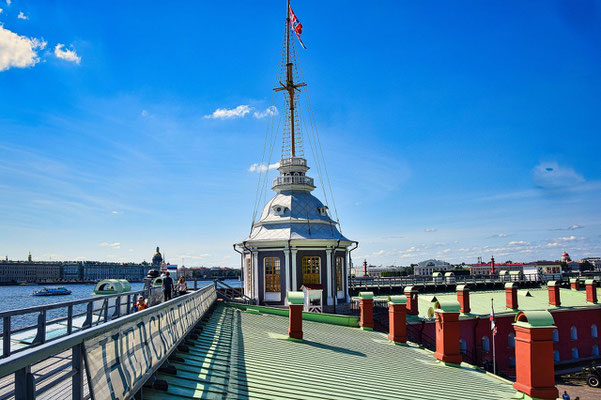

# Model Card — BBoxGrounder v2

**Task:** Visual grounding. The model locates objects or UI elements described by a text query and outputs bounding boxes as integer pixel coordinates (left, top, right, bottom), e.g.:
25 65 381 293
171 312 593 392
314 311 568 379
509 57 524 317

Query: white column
326 249 333 305
284 247 291 305
253 250 259 304
291 249 298 291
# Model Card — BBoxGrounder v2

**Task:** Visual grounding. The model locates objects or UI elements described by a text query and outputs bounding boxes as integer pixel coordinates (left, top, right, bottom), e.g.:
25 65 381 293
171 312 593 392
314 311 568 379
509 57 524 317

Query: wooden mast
275 0 305 159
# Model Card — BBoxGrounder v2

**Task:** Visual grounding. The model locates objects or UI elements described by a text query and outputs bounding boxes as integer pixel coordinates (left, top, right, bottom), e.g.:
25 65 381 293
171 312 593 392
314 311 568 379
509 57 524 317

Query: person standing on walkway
162 272 174 302
176 276 188 296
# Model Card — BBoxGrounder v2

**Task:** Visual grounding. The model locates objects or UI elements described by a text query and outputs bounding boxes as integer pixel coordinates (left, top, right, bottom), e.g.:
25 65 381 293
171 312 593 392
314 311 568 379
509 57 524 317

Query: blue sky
1 0 600 267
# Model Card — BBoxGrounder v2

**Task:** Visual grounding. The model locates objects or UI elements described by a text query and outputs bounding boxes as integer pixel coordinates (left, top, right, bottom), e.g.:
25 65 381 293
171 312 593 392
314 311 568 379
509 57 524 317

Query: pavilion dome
245 190 349 242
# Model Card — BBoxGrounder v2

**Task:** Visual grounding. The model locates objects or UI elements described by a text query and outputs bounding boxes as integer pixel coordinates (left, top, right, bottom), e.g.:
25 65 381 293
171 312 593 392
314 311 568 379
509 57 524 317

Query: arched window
570 326 578 340
593 345 600 357
508 333 515 348
336 256 344 291
459 339 467 355
592 324 598 339
554 350 560 362
482 336 490 352
552 329 559 342
302 256 320 284
264 257 281 293
571 347 579 359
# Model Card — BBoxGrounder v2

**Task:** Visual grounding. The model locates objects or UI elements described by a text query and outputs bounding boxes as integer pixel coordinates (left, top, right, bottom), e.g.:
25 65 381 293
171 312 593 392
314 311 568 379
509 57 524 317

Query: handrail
0 284 217 400
0 289 148 358
0 289 147 318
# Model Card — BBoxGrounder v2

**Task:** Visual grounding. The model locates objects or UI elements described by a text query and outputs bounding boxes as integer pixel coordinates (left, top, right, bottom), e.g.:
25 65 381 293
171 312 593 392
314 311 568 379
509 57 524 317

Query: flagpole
491 298 497 375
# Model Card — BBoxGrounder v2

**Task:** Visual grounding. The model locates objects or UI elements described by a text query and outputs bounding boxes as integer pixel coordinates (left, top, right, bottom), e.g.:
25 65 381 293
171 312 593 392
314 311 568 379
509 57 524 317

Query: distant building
582 257 601 271
469 256 524 275
414 259 452 276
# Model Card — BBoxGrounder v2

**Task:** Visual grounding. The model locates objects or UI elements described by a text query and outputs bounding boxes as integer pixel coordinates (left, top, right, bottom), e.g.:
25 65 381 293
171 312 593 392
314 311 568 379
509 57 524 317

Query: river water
0 280 241 331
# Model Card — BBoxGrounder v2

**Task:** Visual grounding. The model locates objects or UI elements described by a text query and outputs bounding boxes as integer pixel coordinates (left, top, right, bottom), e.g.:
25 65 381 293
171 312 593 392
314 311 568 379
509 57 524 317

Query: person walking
176 276 188 296
561 390 570 400
162 271 174 302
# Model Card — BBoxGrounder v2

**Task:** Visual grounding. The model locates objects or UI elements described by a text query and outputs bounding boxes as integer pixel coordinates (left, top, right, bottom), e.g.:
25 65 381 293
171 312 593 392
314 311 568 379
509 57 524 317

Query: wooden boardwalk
0 350 88 400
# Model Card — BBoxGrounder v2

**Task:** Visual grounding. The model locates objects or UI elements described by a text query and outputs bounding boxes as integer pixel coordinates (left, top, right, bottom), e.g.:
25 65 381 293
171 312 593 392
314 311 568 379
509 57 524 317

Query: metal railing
0 289 149 359
0 284 217 400
272 175 314 187
349 273 544 290
215 280 252 304
279 158 307 167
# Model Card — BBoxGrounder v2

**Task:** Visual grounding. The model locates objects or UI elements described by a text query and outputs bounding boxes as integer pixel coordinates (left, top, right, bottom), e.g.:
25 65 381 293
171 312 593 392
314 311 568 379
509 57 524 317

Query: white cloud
204 105 251 119
555 235 584 242
0 8 3 14
6 1 11 6
568 224 583 230
17 11 28 20
490 233 508 238
111 210 119 214
54 43 81 64
0 26 46 71
100 241 121 249
141 110 149 117
508 240 529 246
424 227 437 232
128 249 135 252
248 162 280 172
253 106 278 119
533 162 585 189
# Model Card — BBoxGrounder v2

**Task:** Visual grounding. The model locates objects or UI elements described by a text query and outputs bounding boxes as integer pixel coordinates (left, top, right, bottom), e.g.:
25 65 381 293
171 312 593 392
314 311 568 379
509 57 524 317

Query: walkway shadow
288 339 366 357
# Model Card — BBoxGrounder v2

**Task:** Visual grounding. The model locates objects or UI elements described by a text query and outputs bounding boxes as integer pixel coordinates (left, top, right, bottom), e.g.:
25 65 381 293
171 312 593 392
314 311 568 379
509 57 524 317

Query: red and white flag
289 5 307 49
490 298 497 336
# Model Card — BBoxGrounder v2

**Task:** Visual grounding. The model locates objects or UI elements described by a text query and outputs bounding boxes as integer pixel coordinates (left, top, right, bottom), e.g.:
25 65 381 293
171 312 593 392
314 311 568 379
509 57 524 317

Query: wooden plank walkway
0 350 89 400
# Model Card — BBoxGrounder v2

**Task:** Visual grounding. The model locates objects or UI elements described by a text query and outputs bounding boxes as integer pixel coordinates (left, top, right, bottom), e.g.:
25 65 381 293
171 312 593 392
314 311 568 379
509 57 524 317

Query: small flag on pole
490 298 497 335
289 5 307 49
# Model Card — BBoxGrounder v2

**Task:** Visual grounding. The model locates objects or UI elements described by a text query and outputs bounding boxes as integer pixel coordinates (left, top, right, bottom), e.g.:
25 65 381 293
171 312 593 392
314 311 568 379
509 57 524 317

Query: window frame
302 256 321 285
264 257 281 293
336 256 344 291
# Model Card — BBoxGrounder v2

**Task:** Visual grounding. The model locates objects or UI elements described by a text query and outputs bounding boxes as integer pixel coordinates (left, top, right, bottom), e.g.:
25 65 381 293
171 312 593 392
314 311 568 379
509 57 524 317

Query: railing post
72 344 84 399
194 280 198 290
67 305 73 335
83 302 93 329
113 296 121 319
103 299 109 323
2 316 10 358
33 310 46 344
126 294 132 315
15 366 35 400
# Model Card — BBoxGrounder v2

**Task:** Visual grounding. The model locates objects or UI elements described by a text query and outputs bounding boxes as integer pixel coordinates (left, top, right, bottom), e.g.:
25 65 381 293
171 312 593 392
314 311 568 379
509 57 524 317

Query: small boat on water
31 287 72 296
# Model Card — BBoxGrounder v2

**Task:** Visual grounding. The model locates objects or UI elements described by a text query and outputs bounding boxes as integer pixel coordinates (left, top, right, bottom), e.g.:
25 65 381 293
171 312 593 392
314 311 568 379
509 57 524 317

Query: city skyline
1 0 600 267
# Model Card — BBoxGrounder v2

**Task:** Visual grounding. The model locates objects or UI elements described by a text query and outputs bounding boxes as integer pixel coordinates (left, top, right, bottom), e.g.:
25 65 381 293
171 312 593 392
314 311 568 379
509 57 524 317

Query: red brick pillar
456 285 470 314
548 281 561 306
585 280 598 303
570 278 580 291
505 282 518 310
433 300 462 365
404 286 419 316
287 292 304 340
513 311 558 400
359 292 374 330
388 296 407 344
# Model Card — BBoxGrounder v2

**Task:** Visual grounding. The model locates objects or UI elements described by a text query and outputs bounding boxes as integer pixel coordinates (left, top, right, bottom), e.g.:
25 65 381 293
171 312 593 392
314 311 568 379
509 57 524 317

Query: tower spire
275 0 305 159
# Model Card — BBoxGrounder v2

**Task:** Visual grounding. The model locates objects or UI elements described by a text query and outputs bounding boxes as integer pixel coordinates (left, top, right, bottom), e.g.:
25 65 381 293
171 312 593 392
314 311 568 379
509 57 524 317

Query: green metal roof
514 311 555 328
416 287 601 319
144 303 515 399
